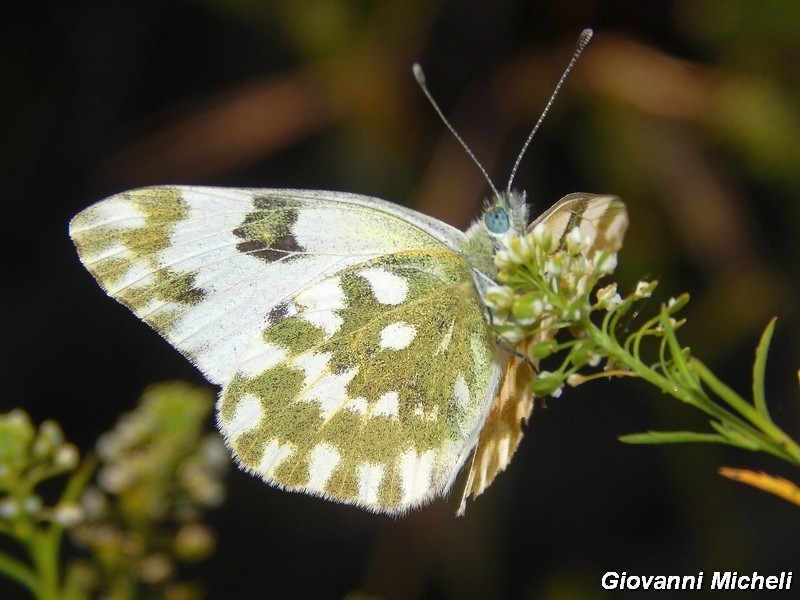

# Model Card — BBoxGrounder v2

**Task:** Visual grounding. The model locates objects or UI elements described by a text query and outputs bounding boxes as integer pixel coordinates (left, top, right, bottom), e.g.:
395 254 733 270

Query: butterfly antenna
413 63 500 199
506 28 594 193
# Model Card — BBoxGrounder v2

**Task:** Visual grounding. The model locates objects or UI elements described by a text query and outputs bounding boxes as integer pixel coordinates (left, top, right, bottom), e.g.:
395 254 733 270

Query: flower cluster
71 382 228 600
485 223 636 397
0 411 82 528
0 382 227 600
486 223 622 345
482 217 800 513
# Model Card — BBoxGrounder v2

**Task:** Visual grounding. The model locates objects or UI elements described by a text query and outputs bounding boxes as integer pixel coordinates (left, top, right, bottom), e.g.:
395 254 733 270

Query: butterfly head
462 189 531 275
482 190 530 240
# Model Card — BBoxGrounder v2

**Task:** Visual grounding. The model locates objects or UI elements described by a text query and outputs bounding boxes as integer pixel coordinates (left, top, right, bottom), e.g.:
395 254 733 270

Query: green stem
0 551 38 596
30 529 60 600
583 314 798 463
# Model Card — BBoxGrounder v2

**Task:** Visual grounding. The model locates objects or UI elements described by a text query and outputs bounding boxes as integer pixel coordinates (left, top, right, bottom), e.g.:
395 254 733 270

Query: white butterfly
70 29 627 515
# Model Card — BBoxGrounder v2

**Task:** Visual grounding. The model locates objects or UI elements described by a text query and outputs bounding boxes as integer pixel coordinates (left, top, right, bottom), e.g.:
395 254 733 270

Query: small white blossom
634 280 654 299
596 283 622 308
497 325 526 343
484 285 514 310
53 503 84 526
494 250 511 269
566 227 583 256
593 251 618 275
531 222 554 253
507 234 535 264
54 444 79 470
544 255 565 277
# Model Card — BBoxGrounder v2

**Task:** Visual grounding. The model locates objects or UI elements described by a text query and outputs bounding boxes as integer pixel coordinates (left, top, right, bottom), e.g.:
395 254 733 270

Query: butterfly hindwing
218 250 503 513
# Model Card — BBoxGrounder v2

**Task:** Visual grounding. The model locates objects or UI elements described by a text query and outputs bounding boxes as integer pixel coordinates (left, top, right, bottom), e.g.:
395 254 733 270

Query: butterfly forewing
69 186 467 386
530 192 627 254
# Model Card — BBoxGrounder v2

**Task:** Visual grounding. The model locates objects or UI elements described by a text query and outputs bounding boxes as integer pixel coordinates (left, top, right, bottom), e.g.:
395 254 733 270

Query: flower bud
511 291 545 325
531 339 559 359
633 280 657 299
531 222 555 253
529 372 564 397
53 503 84 526
484 285 514 311
507 234 534 264
566 227 583 256
593 251 618 275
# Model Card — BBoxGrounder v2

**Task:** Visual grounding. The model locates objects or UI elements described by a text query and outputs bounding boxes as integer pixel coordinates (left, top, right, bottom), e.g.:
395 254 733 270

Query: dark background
3 0 800 598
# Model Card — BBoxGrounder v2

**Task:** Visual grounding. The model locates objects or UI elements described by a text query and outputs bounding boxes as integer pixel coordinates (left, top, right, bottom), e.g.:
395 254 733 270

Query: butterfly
69 29 627 515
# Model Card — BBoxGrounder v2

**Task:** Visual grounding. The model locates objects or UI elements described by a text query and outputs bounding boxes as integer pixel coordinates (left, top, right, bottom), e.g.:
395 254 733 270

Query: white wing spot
307 443 341 492
225 394 263 438
297 276 345 311
399 449 436 505
293 351 330 382
359 268 408 305
346 396 368 415
294 353 359 420
453 373 470 408
379 322 416 350
89 198 147 231
258 439 294 474
357 463 385 505
236 338 287 377
297 276 346 336
301 310 343 337
371 391 399 418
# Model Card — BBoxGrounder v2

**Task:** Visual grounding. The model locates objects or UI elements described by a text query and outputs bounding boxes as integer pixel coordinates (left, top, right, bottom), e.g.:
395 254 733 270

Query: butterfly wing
457 339 535 515
220 250 503 513
70 185 503 514
69 186 467 386
530 192 628 253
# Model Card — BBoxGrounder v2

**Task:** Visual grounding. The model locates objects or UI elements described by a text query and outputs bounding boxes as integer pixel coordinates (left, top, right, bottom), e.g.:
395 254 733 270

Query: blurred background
3 0 800 598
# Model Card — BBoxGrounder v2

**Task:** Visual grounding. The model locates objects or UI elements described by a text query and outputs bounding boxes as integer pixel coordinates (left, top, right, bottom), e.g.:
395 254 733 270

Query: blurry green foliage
0 383 227 600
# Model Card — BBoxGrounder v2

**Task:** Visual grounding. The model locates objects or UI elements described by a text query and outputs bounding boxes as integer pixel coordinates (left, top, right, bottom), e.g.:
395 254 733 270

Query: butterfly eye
484 207 509 234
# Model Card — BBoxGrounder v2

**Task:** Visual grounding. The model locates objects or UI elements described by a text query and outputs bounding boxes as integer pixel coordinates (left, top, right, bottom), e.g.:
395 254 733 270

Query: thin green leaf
709 421 762 451
753 317 777 419
0 551 38 595
619 431 728 444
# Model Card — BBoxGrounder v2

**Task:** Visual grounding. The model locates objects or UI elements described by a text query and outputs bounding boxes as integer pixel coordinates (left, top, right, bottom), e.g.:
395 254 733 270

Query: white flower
531 222 555 253
507 234 535 264
634 280 654 299
592 251 618 275
596 283 622 308
566 227 583 256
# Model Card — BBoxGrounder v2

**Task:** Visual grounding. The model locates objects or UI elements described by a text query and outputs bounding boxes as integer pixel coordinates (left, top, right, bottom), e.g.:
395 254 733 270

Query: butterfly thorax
461 189 529 276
